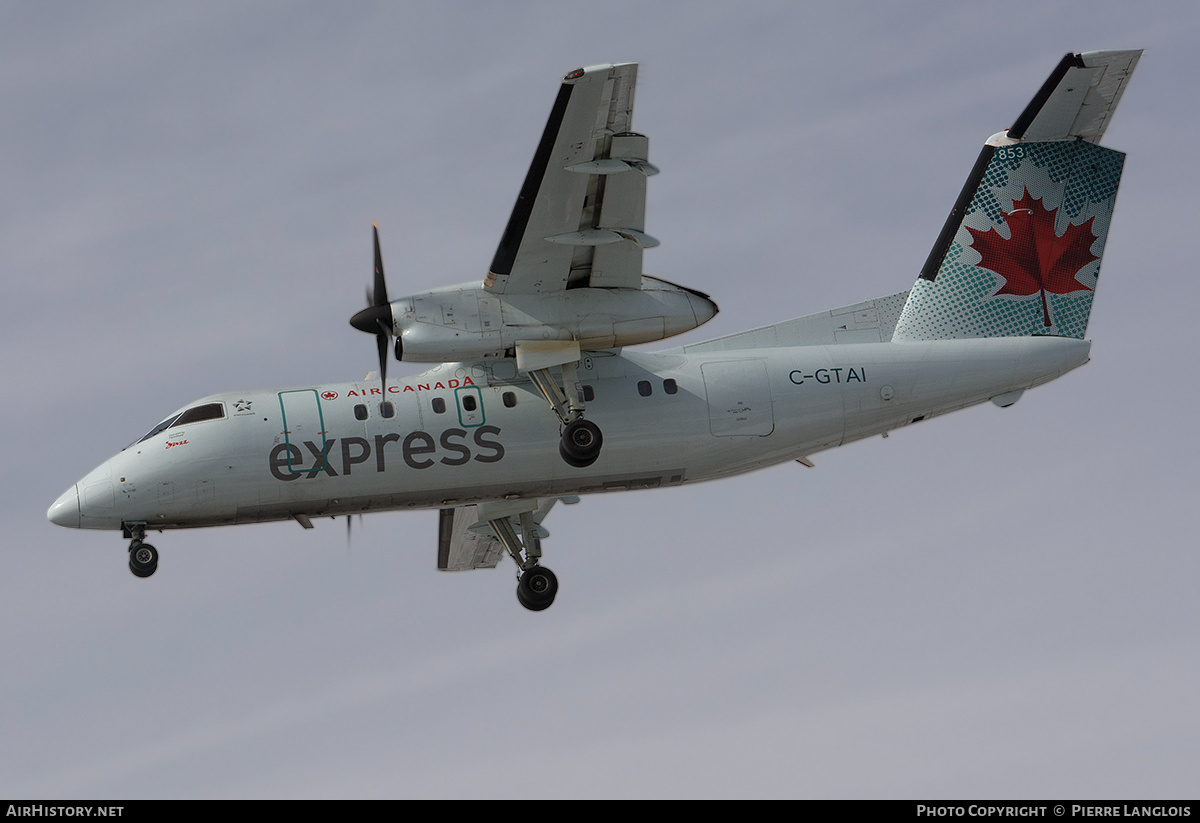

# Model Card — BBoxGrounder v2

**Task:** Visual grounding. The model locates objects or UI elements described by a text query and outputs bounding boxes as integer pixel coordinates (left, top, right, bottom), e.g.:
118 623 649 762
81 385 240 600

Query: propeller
349 223 394 394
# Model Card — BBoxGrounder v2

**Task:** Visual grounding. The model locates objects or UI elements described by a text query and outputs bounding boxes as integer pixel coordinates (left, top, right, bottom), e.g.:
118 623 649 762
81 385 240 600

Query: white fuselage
49 335 1090 532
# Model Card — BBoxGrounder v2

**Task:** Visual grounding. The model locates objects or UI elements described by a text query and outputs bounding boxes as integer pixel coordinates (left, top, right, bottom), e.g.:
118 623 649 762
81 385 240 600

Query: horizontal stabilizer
1009 50 1141 144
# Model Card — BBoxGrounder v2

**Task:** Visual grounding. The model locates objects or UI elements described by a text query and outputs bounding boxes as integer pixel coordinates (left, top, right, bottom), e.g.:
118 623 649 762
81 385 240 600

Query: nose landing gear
129 542 159 577
123 522 158 578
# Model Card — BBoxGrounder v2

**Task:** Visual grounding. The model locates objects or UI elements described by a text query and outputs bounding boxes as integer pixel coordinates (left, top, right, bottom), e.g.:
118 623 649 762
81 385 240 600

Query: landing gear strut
518 341 603 468
526 359 602 468
124 522 158 578
480 503 559 611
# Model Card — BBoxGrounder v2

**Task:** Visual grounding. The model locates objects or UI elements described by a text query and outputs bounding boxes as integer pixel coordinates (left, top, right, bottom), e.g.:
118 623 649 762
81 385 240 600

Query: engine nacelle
389 277 717 363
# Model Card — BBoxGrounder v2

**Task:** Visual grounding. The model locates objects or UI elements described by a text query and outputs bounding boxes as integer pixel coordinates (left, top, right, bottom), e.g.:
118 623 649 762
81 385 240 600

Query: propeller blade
349 223 394 398
376 329 388 386
352 224 394 332
373 223 388 308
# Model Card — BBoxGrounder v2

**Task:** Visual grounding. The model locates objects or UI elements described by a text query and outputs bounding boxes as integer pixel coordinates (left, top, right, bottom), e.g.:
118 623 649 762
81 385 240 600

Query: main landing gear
480 502 560 611
522 348 603 468
124 522 158 578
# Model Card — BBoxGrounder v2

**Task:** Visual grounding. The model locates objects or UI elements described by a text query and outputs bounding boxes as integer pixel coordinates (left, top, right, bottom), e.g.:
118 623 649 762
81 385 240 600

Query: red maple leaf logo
966 188 1097 327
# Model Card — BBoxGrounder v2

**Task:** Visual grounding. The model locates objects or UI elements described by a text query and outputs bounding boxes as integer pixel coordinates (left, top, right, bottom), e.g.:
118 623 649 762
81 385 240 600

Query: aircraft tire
560 419 602 465
129 543 159 578
129 562 156 578
559 441 598 468
517 566 558 611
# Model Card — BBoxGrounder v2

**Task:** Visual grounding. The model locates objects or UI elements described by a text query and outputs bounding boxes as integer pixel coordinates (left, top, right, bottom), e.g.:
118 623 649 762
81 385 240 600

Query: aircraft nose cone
47 485 81 529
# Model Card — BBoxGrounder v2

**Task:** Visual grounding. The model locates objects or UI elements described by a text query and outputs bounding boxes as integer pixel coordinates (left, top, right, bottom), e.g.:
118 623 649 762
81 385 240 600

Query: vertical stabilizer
893 50 1139 341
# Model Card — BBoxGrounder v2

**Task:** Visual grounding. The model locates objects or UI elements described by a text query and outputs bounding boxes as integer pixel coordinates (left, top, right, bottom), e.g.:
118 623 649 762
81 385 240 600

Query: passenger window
637 380 652 397
663 379 678 395
354 404 368 421
462 395 477 412
432 397 446 414
503 391 517 408
380 402 394 419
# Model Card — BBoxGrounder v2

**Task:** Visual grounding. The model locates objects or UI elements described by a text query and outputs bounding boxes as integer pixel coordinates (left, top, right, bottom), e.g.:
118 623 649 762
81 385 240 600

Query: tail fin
892 50 1140 342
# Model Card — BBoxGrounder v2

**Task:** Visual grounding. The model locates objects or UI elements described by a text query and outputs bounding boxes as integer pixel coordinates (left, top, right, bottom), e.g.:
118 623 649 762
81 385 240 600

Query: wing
437 498 566 572
485 63 659 295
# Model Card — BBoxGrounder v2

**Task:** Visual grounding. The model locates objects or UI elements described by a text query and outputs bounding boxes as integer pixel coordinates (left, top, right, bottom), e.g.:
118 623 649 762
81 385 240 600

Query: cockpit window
173 402 225 426
137 402 225 443
138 413 183 443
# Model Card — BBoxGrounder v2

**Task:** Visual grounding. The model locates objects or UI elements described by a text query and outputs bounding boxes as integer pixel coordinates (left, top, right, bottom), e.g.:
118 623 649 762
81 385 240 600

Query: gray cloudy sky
3 0 1198 799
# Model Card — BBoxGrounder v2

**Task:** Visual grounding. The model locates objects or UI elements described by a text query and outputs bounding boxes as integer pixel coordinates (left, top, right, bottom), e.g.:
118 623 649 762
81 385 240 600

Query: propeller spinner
349 224 394 391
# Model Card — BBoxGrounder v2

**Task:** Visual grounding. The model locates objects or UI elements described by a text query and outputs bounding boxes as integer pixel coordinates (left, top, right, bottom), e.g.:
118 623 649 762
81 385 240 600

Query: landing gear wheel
128 542 158 578
516 565 558 611
559 419 602 467
559 441 597 468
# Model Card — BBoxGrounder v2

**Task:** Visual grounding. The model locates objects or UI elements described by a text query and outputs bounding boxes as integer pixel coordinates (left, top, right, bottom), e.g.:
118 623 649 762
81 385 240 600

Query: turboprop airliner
48 51 1141 610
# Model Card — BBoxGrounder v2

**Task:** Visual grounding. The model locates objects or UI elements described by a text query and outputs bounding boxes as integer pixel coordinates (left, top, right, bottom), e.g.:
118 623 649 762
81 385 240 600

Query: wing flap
437 498 570 572
437 506 505 571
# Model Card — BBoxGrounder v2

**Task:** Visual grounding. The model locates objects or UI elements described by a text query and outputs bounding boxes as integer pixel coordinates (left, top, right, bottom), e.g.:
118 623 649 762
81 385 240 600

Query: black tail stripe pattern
919 145 996 282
